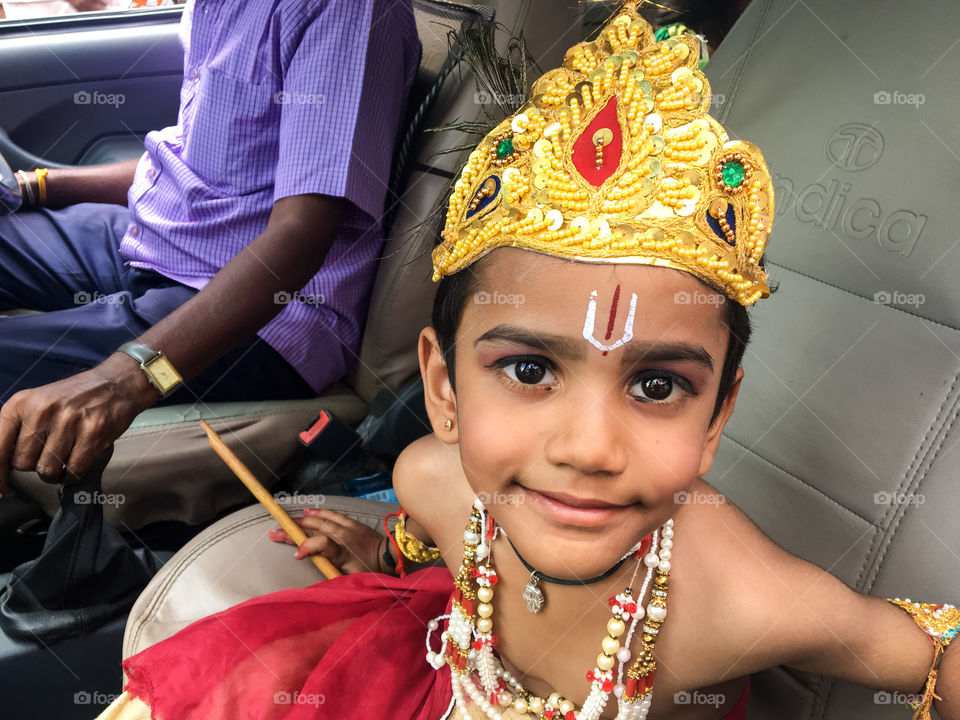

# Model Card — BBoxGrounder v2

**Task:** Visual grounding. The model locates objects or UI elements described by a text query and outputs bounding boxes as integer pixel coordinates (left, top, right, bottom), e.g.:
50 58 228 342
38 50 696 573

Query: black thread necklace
507 537 630 613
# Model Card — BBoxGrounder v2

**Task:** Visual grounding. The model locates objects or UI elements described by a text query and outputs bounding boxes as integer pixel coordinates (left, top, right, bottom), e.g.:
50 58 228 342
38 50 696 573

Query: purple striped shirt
119 0 419 392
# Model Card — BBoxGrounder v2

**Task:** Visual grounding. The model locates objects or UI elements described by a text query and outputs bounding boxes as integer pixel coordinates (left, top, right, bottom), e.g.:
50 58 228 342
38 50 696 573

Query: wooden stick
199 420 341 579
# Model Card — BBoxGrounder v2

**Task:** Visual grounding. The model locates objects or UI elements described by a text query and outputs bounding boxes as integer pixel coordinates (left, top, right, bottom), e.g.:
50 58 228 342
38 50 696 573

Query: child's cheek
633 426 709 501
457 397 530 493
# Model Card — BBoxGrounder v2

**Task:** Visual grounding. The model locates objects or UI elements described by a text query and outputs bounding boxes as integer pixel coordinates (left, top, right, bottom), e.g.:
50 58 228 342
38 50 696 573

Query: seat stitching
720 434 872 525
767 260 960 334
714 0 776 126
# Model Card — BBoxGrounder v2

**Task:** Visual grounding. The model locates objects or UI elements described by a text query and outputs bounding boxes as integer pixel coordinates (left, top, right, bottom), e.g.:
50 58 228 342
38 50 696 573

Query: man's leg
0 203 134 311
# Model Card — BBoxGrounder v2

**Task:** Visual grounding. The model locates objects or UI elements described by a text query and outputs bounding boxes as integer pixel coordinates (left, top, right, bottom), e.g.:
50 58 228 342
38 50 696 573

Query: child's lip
521 486 631 527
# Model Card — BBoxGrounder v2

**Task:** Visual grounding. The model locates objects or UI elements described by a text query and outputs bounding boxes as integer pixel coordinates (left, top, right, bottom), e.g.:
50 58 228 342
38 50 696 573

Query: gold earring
443 418 454 431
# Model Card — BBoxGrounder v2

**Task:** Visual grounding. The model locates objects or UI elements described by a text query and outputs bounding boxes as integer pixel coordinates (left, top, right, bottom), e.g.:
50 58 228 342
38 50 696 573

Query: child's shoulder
392 434 474 545
667 478 871 681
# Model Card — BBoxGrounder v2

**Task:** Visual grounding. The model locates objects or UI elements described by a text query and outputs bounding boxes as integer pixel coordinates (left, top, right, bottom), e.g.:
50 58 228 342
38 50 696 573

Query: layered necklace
426 498 674 720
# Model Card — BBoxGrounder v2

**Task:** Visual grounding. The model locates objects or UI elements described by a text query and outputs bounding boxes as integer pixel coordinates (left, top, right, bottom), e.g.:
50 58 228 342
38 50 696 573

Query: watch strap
117 341 160 365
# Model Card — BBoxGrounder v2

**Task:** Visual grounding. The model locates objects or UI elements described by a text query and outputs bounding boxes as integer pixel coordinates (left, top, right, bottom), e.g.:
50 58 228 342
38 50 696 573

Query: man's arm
17 158 138 209
0 193 343 489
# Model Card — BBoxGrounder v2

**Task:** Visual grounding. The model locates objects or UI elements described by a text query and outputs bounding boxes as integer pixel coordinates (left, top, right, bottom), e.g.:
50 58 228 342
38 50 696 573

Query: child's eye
496 357 556 386
629 372 693 404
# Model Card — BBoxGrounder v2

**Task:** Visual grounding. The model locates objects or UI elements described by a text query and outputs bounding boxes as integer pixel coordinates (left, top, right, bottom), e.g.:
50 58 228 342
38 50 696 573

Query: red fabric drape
122 567 456 720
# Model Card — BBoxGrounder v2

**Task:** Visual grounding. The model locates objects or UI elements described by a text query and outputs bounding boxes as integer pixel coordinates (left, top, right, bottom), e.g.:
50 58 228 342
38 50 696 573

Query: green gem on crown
721 159 746 188
496 137 515 159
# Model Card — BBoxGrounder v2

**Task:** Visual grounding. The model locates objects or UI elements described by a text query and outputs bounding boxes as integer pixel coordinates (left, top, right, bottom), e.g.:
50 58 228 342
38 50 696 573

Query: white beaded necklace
426 498 674 720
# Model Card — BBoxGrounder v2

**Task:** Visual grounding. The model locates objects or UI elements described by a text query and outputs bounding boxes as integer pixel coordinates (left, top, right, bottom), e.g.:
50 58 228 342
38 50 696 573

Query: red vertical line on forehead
604 284 622 340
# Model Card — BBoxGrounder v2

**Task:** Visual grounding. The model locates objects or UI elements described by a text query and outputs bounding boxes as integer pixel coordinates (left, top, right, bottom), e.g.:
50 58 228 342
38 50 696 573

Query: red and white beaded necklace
426 498 674 720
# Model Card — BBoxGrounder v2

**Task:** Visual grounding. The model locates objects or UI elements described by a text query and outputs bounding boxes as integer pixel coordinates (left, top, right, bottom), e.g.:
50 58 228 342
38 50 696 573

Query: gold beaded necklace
435 500 674 720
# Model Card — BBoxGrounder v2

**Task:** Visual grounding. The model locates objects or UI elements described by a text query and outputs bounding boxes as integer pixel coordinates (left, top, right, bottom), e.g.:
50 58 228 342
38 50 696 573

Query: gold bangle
886 599 960 719
35 168 49 207
394 512 442 564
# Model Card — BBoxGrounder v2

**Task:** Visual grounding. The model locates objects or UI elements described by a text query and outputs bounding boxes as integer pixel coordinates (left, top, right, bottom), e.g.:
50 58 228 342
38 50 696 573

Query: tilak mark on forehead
583 284 638 356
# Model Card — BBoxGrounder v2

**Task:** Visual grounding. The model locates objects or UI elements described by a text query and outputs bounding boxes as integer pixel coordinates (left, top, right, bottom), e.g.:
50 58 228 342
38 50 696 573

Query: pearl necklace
426 498 674 720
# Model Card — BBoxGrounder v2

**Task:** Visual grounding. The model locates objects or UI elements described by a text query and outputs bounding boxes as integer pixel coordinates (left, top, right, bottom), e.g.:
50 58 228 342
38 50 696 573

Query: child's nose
543 394 628 477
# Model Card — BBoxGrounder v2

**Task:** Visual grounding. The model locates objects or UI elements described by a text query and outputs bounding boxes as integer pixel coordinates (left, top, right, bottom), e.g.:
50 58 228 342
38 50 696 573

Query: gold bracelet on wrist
886 599 960 719
394 512 441 564
35 168 49 207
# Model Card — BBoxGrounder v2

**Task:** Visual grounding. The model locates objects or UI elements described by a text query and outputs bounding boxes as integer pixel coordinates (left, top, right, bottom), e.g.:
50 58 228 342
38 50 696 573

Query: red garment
122 567 750 719
724 675 750 720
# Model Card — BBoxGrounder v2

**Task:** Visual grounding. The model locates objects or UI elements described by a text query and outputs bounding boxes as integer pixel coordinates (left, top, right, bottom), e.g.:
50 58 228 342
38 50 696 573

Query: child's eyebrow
474 325 715 371
474 325 586 360
620 343 715 372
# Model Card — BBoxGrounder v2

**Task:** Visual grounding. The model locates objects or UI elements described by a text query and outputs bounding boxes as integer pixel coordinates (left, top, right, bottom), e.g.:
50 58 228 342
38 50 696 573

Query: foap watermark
873 90 925 107
274 90 325 106
873 290 925 308
674 490 726 508
874 691 922 706
474 90 527 106
74 290 127 306
674 290 725 306
473 290 525 308
74 691 122 705
874 491 925 508
273 691 325 707
74 90 125 108
476 490 525 506
274 290 325 307
674 690 726 708
274 491 326 507
75 490 126 507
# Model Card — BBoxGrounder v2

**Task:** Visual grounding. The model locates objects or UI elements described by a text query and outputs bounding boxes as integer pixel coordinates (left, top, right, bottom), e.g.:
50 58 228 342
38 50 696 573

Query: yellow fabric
92 691 153 720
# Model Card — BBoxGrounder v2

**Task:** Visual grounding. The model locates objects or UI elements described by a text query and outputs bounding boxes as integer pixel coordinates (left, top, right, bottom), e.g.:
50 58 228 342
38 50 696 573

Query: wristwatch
116 341 183 398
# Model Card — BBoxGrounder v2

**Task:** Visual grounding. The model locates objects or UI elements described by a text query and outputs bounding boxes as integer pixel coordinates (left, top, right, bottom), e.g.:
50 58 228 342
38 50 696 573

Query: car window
0 0 182 22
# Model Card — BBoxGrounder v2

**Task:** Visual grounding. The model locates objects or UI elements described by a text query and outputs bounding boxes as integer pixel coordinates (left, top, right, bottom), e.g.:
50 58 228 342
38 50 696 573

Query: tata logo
825 123 884 172
773 174 926 257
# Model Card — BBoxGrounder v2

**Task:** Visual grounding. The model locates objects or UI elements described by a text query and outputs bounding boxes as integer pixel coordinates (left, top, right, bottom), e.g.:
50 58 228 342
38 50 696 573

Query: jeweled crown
433 3 774 306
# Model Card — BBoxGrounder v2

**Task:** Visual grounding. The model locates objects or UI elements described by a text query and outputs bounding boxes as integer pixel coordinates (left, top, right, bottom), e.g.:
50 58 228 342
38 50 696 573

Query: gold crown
432 3 774 306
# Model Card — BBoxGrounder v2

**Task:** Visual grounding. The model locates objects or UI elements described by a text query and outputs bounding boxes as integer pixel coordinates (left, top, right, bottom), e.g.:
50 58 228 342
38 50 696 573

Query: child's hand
267 508 387 575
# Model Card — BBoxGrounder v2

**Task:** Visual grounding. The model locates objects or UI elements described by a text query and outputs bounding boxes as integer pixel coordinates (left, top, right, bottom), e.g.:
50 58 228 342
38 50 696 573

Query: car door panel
0 8 184 166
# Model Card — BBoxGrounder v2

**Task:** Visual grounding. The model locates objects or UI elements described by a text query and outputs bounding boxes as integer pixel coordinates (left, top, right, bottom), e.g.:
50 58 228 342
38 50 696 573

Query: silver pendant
522 572 545 613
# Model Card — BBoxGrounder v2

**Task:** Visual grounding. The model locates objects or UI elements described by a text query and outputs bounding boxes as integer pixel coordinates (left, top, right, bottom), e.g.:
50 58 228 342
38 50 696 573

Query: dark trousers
0 203 314 406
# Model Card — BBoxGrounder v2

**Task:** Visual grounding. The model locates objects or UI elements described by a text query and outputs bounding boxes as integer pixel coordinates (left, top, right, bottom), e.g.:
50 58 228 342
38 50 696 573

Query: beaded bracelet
886 599 960 719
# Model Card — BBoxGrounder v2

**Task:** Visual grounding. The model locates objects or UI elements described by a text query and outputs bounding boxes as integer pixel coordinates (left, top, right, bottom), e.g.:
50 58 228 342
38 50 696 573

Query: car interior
1 0 958 718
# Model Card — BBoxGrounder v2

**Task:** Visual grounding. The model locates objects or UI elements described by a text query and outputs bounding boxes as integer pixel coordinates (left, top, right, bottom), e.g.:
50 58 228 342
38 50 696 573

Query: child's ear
418 327 459 444
698 367 744 477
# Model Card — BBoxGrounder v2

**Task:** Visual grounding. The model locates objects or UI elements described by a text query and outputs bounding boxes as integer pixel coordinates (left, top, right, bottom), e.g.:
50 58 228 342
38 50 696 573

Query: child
96 4 958 719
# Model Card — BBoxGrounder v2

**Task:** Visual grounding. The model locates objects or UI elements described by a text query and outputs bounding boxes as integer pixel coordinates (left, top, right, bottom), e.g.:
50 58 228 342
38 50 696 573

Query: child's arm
731 512 957 718
392 432 473 555
268 434 465 574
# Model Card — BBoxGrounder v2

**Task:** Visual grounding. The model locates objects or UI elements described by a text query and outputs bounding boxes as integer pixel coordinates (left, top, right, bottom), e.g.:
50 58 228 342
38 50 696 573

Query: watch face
144 355 183 393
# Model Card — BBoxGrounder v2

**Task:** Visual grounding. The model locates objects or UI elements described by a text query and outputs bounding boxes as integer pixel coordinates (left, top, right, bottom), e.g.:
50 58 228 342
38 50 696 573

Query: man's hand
0 353 157 491
268 508 386 575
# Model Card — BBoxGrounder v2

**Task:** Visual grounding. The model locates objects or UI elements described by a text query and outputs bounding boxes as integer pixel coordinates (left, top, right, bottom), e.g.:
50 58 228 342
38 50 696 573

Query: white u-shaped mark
582 289 638 353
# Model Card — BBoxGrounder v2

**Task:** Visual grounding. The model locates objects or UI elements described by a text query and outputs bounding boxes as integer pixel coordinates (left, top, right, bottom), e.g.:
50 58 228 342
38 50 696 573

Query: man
0 0 419 491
